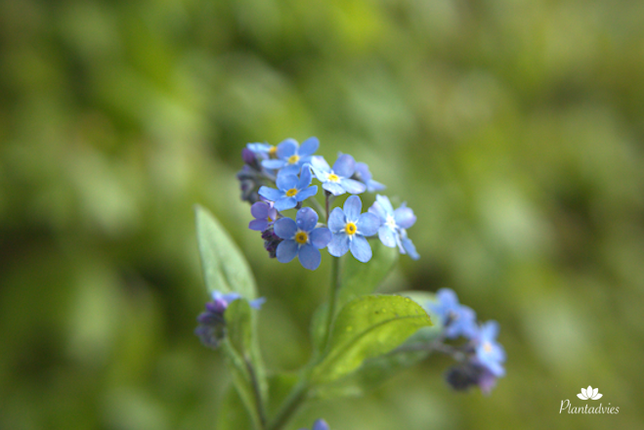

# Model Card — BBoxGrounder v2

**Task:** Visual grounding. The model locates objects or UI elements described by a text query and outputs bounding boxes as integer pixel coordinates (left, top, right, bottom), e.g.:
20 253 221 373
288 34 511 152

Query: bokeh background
1 0 643 429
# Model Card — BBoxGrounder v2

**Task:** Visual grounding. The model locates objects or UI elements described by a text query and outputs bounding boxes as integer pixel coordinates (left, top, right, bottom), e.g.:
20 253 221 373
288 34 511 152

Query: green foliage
311 295 432 385
195 204 258 299
337 241 398 311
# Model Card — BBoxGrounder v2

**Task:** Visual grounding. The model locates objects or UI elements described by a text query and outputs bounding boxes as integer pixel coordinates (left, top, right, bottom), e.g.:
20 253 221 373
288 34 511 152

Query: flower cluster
194 291 265 349
425 288 506 394
237 137 420 270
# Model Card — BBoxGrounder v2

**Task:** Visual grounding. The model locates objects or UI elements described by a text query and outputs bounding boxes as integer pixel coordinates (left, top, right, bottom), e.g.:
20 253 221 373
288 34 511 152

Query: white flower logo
577 386 603 400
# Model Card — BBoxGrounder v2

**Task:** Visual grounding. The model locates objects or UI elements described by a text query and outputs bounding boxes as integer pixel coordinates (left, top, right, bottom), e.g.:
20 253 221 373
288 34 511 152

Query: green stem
306 196 326 219
245 357 267 430
321 255 341 353
266 380 309 430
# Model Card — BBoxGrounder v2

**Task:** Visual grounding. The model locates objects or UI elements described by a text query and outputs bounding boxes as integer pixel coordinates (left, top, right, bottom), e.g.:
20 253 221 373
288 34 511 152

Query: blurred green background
1 0 643 429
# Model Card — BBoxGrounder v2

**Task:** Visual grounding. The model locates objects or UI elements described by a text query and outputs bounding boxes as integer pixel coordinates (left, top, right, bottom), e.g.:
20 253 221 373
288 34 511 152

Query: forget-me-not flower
273 207 332 270
261 137 319 175
327 195 380 262
473 320 506 378
298 419 330 430
258 167 318 211
368 194 418 259
425 288 478 339
310 154 366 196
249 200 278 231
246 142 276 160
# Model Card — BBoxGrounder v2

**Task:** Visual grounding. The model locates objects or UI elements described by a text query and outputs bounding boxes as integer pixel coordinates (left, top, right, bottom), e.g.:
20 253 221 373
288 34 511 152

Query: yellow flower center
268 146 278 158
286 188 298 197
483 342 492 353
295 231 309 244
288 154 300 165
328 173 340 182
345 222 357 236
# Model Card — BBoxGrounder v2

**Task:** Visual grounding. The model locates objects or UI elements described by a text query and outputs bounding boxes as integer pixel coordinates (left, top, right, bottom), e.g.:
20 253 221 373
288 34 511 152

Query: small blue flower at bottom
425 288 478 339
473 320 506 378
327 195 380 262
273 207 332 270
298 419 330 430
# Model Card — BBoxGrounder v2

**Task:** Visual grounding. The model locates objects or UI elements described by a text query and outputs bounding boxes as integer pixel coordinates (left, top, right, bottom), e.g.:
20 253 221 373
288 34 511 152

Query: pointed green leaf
194 204 257 299
310 295 432 385
337 241 398 310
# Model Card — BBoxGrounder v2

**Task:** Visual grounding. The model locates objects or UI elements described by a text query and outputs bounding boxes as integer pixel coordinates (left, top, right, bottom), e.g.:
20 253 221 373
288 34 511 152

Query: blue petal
258 186 282 202
375 194 394 215
343 195 362 221
249 219 269 231
310 227 332 248
249 297 266 309
349 234 372 262
299 137 319 156
274 217 297 239
377 225 397 247
327 233 349 257
356 212 380 237
480 320 500 341
401 236 420 260
297 165 312 189
296 185 318 201
340 178 366 194
332 154 356 178
395 206 416 229
276 239 298 263
367 179 386 192
311 165 330 182
276 138 298 159
322 182 345 196
310 155 331 172
328 207 346 232
274 196 297 211
312 419 330 430
262 159 286 170
368 201 387 221
276 173 298 191
280 164 302 176
296 207 318 232
251 202 269 219
298 244 322 270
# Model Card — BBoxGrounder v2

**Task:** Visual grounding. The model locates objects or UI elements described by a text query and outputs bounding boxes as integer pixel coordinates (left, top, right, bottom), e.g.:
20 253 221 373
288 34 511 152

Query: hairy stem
246 357 267 430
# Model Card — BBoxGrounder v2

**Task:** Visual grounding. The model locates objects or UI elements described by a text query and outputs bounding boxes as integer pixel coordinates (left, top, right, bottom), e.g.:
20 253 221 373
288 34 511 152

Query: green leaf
222 299 268 430
337 241 398 310
313 349 430 399
310 294 432 385
194 204 257 299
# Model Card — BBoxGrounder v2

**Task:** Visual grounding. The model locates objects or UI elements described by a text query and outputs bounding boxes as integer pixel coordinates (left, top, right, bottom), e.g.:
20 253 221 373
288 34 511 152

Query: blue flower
473 320 506 378
368 194 419 260
246 142 276 160
353 161 385 192
249 200 278 231
273 207 332 270
425 288 478 339
310 154 366 196
195 291 266 348
327 195 380 262
298 419 330 430
258 167 318 211
261 137 319 175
